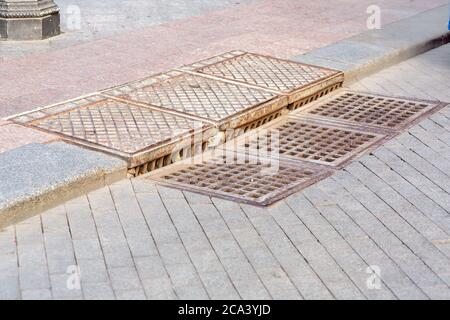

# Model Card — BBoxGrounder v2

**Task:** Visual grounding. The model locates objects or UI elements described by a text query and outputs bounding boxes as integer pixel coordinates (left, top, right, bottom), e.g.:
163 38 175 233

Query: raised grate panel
103 70 284 126
13 95 214 167
232 116 386 167
146 152 330 206
301 90 438 129
179 51 343 98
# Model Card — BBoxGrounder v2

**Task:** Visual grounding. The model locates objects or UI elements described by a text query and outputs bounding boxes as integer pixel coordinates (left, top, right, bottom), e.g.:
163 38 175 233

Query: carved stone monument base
0 0 60 40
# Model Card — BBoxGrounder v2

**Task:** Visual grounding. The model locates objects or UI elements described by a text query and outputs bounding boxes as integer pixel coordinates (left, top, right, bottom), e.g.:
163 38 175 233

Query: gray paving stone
17 243 47 267
189 249 224 273
142 277 177 299
157 242 191 266
131 179 158 194
179 230 212 253
0 274 19 300
19 265 50 291
165 263 203 290
44 234 75 274
102 243 134 268
183 191 212 204
115 289 147 300
78 259 109 284
109 267 142 292
134 256 168 280
73 239 103 260
41 206 69 235
21 289 52 300
175 285 210 300
163 197 203 233
50 273 83 300
83 282 115 300
200 271 240 300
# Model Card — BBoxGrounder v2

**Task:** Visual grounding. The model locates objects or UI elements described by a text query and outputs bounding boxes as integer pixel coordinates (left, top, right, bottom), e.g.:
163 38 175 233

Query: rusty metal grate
299 90 439 129
11 95 215 169
178 51 344 103
103 70 287 130
229 116 386 167
288 82 343 111
146 151 331 206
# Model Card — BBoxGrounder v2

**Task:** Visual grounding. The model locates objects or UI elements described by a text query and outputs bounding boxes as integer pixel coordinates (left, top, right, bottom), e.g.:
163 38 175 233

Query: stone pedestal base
0 12 60 40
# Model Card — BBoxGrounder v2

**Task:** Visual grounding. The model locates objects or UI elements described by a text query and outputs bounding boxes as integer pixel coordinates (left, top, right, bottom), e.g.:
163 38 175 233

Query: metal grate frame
177 51 344 103
145 149 333 206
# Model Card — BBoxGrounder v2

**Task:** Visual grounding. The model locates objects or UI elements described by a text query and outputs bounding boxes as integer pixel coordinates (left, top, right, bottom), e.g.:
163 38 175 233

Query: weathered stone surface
0 142 127 228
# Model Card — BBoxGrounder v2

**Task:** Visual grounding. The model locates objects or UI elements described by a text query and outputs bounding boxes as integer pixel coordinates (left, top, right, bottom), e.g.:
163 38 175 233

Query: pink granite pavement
0 0 447 153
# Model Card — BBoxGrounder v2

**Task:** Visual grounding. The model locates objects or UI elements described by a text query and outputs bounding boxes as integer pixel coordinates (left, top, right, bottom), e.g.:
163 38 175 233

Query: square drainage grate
299 90 441 130
224 116 386 167
103 70 287 130
178 51 344 103
11 94 215 168
145 151 331 206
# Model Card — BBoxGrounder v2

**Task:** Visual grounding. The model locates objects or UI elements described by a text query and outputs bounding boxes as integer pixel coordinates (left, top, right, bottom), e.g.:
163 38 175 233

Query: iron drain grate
103 70 287 130
299 90 440 130
145 151 331 206
178 51 344 103
225 116 386 167
11 95 215 168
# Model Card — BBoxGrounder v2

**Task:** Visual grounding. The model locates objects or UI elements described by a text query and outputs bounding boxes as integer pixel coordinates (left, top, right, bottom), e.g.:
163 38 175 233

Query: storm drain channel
8 51 446 205
143 89 446 206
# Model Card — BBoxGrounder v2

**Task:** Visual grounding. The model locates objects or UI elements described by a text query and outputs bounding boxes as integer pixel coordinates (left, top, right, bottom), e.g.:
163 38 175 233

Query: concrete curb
292 5 450 84
0 142 127 229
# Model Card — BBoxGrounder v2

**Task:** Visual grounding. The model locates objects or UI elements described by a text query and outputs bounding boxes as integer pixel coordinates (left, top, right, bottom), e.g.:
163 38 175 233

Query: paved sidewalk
1 44 449 300
0 0 446 119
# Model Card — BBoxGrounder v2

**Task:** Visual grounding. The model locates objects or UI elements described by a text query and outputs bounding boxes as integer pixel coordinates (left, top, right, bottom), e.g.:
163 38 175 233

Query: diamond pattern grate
179 51 344 101
300 91 438 129
103 71 285 127
14 95 214 168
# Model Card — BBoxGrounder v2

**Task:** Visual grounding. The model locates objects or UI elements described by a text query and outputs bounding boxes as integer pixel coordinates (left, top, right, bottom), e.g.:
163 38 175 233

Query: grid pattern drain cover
230 116 386 167
103 70 286 128
12 95 213 167
300 90 439 129
178 51 344 102
146 152 331 206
